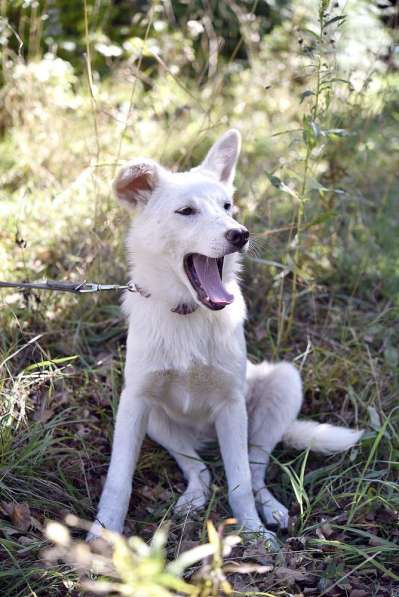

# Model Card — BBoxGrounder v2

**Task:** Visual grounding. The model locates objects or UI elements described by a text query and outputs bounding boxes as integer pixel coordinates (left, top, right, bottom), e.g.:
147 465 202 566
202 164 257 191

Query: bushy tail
282 420 364 454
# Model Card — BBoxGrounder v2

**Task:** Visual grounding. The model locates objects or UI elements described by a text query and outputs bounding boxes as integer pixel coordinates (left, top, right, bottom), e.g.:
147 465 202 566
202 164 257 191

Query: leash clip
75 282 134 293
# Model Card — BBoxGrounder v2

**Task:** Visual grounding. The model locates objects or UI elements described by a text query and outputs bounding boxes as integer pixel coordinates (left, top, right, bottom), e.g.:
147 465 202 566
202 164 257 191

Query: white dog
88 130 363 545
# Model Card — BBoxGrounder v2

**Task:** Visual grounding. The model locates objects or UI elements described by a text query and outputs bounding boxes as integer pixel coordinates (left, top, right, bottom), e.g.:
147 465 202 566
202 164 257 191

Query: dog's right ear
197 129 241 187
113 159 161 209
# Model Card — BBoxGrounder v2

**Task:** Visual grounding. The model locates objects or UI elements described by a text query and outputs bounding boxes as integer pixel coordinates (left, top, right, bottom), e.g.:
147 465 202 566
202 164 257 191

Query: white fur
88 130 363 544
283 421 364 454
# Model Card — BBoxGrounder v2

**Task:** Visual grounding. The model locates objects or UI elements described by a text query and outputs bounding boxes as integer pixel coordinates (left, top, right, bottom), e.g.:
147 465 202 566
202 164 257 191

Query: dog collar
132 283 198 315
171 303 199 315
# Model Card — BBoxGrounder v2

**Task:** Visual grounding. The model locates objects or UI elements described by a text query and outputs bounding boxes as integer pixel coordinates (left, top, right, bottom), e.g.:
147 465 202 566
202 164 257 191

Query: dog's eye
224 202 231 211
175 206 196 216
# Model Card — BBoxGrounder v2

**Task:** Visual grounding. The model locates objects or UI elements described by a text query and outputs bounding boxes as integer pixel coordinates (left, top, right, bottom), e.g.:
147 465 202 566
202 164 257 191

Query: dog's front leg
88 384 149 540
215 397 278 547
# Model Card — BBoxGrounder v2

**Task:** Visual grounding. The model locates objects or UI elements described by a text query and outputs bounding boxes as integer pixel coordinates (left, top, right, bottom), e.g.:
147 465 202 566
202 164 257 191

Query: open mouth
183 254 234 311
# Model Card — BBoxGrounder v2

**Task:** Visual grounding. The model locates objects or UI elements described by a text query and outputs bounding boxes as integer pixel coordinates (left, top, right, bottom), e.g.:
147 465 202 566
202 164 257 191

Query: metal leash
0 280 140 294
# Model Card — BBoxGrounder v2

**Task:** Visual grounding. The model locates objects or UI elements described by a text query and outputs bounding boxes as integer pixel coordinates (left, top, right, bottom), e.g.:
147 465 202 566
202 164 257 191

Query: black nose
225 227 249 249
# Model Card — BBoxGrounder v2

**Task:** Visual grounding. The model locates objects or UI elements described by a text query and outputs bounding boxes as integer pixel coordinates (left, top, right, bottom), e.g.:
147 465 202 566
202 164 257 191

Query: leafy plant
268 0 354 340
45 516 260 597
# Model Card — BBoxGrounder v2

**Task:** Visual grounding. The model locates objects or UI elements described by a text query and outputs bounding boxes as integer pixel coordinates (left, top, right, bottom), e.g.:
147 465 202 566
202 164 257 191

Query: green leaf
324 128 352 137
302 27 321 41
158 572 197 594
320 77 353 87
310 121 321 138
266 173 299 200
367 405 382 431
268 174 283 188
308 177 345 195
299 90 315 104
302 116 321 149
384 345 399 369
24 355 79 371
271 127 302 138
324 15 346 28
167 543 215 576
150 526 168 553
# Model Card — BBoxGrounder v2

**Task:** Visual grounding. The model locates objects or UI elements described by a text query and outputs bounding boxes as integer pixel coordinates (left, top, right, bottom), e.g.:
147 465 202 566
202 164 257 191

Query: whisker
247 244 260 258
247 237 265 258
250 235 268 248
252 225 294 238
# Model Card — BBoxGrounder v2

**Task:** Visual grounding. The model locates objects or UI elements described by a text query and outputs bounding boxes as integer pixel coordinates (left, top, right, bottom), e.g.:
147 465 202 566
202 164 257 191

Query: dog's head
113 129 248 311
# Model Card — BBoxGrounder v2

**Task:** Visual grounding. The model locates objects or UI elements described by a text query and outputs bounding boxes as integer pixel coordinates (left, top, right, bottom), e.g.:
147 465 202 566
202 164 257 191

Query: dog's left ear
113 158 162 209
198 129 241 186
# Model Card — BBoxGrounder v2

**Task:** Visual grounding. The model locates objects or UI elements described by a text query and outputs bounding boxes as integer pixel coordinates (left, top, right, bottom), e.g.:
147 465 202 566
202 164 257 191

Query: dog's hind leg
246 361 302 528
148 409 211 515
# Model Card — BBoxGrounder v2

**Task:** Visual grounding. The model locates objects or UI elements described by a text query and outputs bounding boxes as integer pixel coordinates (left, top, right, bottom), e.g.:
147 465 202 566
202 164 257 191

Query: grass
1 0 399 594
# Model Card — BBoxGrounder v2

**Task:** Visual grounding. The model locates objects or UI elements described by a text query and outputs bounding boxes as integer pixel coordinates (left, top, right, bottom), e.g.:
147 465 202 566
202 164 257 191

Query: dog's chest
142 364 237 425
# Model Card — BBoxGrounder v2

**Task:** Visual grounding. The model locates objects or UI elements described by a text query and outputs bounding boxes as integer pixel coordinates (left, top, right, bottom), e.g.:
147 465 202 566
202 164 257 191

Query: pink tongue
192 255 234 306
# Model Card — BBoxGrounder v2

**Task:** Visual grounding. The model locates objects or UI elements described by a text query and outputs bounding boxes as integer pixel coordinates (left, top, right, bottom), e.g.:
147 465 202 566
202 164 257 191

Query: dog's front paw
256 487 289 529
174 489 208 516
237 513 280 550
241 524 280 551
86 520 105 543
86 510 124 542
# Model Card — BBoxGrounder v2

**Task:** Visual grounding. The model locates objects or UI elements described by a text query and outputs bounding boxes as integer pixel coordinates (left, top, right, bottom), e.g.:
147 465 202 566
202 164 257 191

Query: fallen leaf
95 352 115 376
286 536 306 551
18 535 36 546
12 503 32 531
1 502 32 532
242 539 274 566
275 566 310 584
0 501 14 517
224 562 273 574
30 516 43 531
33 408 54 423
368 534 386 547
376 506 398 524
320 520 334 538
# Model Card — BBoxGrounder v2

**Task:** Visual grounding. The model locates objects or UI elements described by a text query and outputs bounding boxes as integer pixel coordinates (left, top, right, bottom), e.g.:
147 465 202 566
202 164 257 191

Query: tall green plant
270 0 351 342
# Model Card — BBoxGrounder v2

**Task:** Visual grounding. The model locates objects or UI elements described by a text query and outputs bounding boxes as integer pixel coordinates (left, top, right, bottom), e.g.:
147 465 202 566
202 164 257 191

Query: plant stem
284 3 326 339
